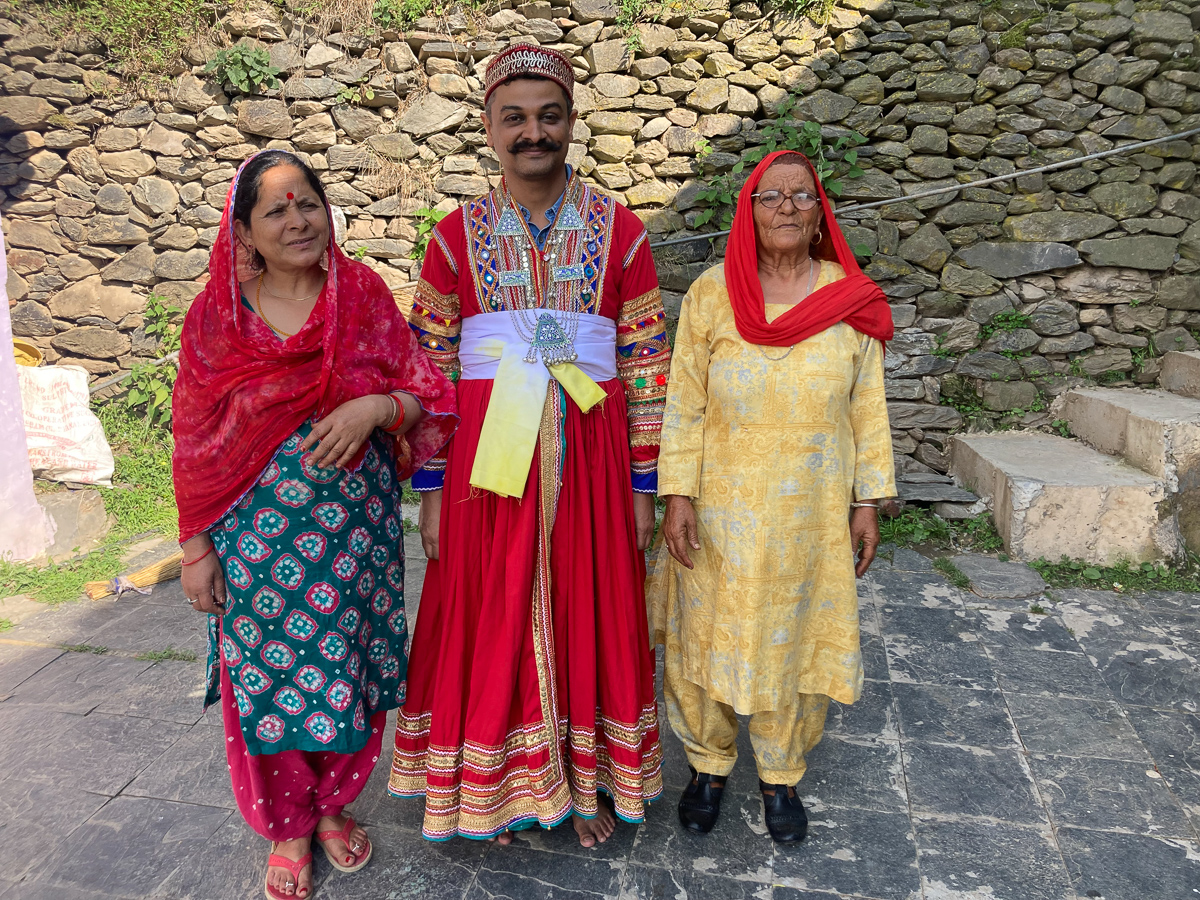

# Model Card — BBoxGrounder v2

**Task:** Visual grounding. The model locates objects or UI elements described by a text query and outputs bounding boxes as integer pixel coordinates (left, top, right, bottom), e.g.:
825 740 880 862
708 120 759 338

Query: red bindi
286 192 294 200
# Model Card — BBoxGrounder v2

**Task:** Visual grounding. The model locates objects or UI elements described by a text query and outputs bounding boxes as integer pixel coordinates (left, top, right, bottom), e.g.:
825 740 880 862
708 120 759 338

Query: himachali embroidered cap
484 42 576 105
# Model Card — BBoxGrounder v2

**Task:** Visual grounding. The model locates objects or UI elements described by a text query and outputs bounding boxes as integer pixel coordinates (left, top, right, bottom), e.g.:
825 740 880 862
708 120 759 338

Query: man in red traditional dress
389 43 672 848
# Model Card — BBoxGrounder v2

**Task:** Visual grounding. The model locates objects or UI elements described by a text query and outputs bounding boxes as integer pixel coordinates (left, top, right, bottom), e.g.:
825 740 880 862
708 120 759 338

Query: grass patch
95 404 178 542
933 557 971 590
1030 555 1200 594
1029 603 1047 615
0 547 124 605
36 0 215 80
61 643 109 654
0 618 12 633
880 508 1005 554
135 646 198 662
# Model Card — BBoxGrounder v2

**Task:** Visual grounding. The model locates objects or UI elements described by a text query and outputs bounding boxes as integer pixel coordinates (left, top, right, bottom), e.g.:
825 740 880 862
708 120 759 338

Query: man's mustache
508 138 563 154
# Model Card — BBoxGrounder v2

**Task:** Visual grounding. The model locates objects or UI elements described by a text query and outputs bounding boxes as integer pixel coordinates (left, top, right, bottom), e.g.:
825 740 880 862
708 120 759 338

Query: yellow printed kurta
648 260 895 714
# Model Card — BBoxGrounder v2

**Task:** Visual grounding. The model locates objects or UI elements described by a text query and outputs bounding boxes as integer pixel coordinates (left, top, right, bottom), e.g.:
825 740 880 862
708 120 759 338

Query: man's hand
661 495 699 569
633 492 656 551
419 490 442 560
850 504 881 577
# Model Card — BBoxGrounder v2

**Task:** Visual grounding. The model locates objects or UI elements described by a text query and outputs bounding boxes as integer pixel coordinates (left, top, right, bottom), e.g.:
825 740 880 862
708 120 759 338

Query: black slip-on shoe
759 780 808 845
678 768 726 834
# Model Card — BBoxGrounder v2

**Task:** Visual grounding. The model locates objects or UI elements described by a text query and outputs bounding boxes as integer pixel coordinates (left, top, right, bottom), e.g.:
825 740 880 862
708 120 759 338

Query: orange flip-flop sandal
315 816 372 873
264 846 313 900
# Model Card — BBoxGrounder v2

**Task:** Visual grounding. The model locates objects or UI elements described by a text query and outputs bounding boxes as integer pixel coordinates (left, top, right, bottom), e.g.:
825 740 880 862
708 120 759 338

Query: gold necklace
259 273 324 302
758 258 818 362
255 274 295 338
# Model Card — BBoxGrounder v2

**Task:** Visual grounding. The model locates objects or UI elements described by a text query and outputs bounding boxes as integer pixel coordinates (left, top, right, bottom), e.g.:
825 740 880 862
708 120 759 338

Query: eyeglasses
752 191 819 211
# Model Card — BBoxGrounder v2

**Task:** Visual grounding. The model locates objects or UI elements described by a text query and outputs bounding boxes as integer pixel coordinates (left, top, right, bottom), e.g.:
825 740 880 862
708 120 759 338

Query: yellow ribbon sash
469 340 606 498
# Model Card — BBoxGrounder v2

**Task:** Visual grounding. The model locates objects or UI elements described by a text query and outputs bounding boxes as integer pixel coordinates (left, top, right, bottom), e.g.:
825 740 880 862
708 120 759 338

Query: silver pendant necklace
758 258 819 362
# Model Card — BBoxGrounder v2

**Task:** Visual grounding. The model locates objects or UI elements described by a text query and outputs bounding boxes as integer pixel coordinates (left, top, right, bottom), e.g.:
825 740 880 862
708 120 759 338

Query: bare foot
487 830 515 845
267 837 312 898
572 802 616 848
315 814 369 869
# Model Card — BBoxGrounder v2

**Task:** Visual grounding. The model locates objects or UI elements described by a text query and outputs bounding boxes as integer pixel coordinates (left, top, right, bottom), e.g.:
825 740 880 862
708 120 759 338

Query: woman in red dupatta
173 150 457 899
648 150 896 845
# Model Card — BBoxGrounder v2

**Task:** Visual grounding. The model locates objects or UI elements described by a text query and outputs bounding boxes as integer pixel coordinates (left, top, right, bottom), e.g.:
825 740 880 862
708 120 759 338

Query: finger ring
185 597 198 605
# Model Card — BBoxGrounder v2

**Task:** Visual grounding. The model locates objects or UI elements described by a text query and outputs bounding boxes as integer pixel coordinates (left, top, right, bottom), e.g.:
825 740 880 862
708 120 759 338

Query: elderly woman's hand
850 504 881 577
301 395 393 470
662 495 700 569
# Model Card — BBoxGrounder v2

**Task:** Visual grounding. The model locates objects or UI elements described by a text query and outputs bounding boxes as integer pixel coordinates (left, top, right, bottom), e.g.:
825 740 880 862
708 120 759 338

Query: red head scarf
724 150 894 347
172 152 459 543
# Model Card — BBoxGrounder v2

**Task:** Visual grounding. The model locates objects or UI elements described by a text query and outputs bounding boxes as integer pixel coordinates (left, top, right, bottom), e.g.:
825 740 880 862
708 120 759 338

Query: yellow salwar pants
663 652 831 785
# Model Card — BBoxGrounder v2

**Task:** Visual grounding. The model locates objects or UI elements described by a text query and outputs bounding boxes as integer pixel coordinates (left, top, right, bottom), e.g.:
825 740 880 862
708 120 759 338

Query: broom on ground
85 551 185 601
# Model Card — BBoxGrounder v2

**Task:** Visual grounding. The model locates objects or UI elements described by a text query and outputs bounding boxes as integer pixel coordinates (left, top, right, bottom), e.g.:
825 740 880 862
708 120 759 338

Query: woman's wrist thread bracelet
850 502 879 509
182 544 214 566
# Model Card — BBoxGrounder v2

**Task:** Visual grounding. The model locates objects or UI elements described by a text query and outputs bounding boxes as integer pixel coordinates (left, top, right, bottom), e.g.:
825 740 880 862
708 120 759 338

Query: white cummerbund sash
459 310 618 382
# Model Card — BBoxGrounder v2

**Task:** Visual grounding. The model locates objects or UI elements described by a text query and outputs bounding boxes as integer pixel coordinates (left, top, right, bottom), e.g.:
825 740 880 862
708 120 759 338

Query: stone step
1061 387 1200 554
1161 351 1200 401
950 432 1179 565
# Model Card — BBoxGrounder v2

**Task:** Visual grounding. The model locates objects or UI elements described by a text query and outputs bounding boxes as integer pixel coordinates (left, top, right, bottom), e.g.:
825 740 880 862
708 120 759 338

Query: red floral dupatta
173 153 458 543
724 150 894 347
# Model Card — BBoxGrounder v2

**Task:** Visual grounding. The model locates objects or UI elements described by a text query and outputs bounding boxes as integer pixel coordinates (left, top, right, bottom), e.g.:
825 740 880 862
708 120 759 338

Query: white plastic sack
17 364 115 486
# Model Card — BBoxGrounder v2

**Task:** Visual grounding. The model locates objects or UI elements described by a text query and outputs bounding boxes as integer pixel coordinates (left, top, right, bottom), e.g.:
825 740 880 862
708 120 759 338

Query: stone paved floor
2 539 1199 900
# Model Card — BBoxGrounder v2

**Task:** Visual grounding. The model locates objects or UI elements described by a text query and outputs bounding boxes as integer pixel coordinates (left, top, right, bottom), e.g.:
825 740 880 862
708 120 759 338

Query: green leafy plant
880 507 952 548
0 618 12 633
979 310 1032 342
205 44 282 95
617 0 650 50
1029 603 1047 615
1030 555 1200 594
412 207 450 263
694 100 866 230
123 295 181 428
95 404 178 540
338 83 377 106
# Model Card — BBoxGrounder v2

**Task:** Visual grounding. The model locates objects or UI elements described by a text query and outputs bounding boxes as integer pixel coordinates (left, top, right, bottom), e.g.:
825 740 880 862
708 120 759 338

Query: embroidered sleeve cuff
412 468 445 492
632 470 658 495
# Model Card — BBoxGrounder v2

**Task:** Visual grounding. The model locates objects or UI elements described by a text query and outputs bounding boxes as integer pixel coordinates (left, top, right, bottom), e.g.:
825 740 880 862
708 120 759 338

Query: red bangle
385 393 406 432
182 544 214 566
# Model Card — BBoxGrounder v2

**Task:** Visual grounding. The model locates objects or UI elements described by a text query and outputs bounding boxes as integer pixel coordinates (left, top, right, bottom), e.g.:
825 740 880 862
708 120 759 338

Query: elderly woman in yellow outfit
648 150 895 845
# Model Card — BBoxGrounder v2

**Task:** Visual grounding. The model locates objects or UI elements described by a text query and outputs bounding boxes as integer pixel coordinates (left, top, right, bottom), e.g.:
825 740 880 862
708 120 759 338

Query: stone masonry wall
3 0 1200 478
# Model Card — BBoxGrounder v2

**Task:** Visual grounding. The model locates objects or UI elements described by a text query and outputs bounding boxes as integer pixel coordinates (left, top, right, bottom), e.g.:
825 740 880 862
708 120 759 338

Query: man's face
484 77 577 181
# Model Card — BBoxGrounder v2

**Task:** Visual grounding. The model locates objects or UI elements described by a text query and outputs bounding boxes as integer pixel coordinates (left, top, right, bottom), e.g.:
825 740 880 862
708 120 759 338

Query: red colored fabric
724 150 895 347
173 154 459 543
220 664 386 841
392 378 662 838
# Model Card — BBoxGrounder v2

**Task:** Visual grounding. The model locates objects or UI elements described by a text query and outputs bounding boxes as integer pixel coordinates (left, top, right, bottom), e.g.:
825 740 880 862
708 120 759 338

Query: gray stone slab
30 796 231 897
880 605 979 642
0 779 111 883
878 546 936 574
622 864 763 899
4 597 137 647
896 481 978 502
513 804 640 864
859 633 891 682
146 813 276 900
0 705 189 795
95 658 209 725
6 650 154 714
871 568 965 608
123 722 234 810
0 643 61 694
885 637 999 690
317 824 488 900
800 737 909 815
903 741 1046 825
973 608 1082 652
825 681 899 741
987 646 1116 700
1005 694 1150 762
893 683 1018 748
629 789 775 883
952 552 1048 599
772 805 921 900
1057 827 1200 900
467 845 625 899
1028 753 1194 838
915 818 1074 900
85 599 208 656
1 883 114 900
1139 589 1200 618
1124 706 1200 772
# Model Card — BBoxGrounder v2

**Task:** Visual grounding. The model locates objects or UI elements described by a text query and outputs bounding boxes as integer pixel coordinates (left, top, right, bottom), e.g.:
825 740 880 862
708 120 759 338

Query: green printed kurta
204 422 408 756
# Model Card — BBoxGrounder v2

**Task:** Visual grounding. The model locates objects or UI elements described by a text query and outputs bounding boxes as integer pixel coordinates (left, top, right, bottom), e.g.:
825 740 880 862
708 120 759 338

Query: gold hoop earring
812 230 823 245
